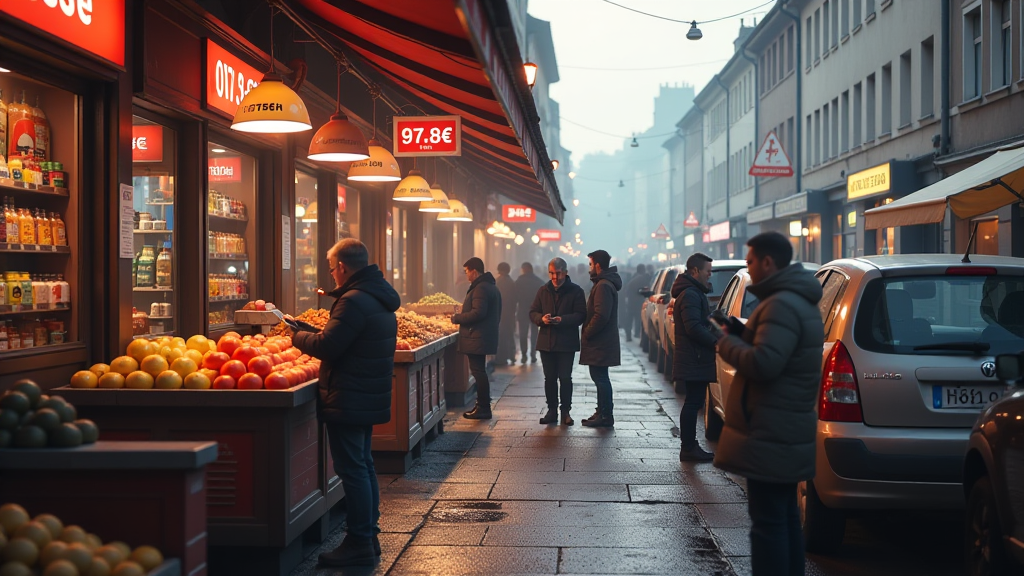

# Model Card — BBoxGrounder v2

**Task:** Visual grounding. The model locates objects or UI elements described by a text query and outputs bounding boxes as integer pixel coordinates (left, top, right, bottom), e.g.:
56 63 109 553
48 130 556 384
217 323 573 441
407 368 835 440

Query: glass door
207 142 255 331
295 169 318 314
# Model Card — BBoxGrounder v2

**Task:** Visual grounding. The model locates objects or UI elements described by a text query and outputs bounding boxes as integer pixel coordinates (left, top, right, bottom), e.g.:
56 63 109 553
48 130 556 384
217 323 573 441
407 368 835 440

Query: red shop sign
132 125 164 163
502 205 535 222
536 229 561 242
0 0 125 67
709 221 731 242
205 39 263 118
337 184 347 213
392 116 461 157
209 157 242 183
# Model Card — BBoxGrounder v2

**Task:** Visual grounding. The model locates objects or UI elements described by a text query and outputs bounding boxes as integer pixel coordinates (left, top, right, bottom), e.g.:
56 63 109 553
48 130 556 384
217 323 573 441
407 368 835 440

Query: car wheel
965 476 1012 576
640 329 649 352
703 387 723 441
656 339 666 373
800 479 846 554
648 333 658 363
665 348 674 382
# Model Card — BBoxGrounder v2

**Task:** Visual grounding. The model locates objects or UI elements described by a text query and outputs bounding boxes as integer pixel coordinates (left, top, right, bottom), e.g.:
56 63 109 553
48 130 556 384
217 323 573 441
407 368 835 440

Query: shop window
841 0 850 37
992 0 1012 90
295 169 318 313
899 51 912 127
921 37 935 117
974 218 999 255
964 6 983 100
866 73 876 141
206 142 255 331
131 115 177 337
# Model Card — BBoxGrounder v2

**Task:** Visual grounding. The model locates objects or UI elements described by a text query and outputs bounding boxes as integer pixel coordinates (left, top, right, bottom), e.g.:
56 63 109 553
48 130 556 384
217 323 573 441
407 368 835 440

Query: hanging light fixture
301 201 319 223
308 60 369 162
618 179 625 188
232 8 312 133
437 175 472 221
419 182 451 212
551 159 560 171
686 21 703 40
348 86 401 181
524 62 539 88
393 168 433 202
630 137 639 148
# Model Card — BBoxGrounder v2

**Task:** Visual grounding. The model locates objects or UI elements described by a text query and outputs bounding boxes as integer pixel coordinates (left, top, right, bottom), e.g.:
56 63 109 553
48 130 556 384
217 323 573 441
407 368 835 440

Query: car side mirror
996 353 1024 384
639 289 654 297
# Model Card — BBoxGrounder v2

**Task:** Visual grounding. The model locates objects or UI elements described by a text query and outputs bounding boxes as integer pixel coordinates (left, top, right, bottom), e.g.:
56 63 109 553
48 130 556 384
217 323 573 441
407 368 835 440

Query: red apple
237 372 263 390
220 359 247 381
248 356 273 378
203 351 231 371
232 345 260 365
213 375 237 389
264 372 289 390
217 336 242 356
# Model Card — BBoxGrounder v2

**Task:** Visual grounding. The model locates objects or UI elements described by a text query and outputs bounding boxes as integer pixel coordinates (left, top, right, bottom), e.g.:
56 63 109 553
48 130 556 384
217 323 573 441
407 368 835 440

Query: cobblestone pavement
293 334 964 576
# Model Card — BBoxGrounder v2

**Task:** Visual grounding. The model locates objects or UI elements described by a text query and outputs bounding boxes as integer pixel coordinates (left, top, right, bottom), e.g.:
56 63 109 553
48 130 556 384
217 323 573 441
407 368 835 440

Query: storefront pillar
406 210 425 303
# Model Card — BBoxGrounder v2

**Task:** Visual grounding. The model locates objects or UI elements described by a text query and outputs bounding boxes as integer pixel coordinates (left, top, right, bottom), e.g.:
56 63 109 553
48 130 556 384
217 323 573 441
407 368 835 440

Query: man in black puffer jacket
289 239 399 567
530 257 587 426
452 257 501 419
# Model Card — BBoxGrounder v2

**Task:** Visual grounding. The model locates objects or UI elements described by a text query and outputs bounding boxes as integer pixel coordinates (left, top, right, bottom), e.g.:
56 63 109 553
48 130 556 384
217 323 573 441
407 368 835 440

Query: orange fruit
69 370 98 389
39 540 68 566
13 520 51 549
183 349 204 366
198 368 220 382
2 537 38 565
62 542 91 572
98 372 126 389
129 546 163 572
0 504 29 535
85 533 102 550
124 371 154 390
169 358 197 379
111 561 144 576
206 340 217 353
88 363 110 377
165 347 184 361
154 370 183 390
42 559 78 576
33 514 63 540
58 525 86 545
183 372 212 390
185 335 209 352
108 356 138 377
139 354 169 377
108 542 131 560
94 545 126 567
126 339 154 363
86 556 111 576
0 561 33 576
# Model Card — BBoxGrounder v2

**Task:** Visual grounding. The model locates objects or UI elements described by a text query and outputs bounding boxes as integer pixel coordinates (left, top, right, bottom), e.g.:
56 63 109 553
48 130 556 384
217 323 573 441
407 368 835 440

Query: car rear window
709 269 740 298
854 275 1024 355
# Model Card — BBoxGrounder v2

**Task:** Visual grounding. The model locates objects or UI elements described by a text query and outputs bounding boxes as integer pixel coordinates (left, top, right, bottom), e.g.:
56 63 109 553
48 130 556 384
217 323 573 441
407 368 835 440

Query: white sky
527 0 774 165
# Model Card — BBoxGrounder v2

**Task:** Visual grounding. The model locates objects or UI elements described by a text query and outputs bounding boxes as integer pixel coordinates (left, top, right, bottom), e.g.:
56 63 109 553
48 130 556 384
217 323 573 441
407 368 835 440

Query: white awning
864 145 1024 230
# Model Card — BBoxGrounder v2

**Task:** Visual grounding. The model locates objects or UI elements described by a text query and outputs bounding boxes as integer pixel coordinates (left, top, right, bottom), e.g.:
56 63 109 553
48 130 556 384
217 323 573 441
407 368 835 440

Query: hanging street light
686 21 703 40
437 199 473 222
524 62 539 88
573 199 580 206
630 137 639 148
347 140 401 181
551 159 559 171
419 182 451 212
618 180 625 188
393 169 433 202
308 61 369 162
568 171 576 179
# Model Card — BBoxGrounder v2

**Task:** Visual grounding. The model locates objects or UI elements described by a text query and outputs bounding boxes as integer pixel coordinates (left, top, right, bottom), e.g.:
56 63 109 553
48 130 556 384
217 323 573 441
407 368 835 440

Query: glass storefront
295 169 318 312
206 141 256 331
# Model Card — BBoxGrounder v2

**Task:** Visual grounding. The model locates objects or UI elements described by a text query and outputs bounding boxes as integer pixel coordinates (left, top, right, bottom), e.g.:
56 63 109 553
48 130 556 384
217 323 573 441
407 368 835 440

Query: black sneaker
539 408 558 424
581 413 614 427
561 412 574 426
679 445 715 462
318 536 376 567
530 355 538 364
463 405 492 420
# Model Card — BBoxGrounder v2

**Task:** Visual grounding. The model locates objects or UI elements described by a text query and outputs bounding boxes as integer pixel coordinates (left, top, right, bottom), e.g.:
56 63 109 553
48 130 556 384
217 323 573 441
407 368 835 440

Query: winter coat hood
329 265 401 312
671 273 711 298
589 267 622 291
471 271 497 289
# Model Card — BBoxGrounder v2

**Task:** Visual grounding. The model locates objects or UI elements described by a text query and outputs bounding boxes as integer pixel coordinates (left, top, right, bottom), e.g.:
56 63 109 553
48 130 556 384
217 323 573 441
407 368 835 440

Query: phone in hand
709 309 730 327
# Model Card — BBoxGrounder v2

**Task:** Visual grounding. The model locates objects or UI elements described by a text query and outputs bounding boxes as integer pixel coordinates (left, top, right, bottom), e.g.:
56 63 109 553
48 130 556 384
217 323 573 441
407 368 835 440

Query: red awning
293 0 564 221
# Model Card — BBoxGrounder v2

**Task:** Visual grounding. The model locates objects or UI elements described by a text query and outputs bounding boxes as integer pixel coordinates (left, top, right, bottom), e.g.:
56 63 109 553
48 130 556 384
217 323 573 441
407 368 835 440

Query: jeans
517 315 539 359
540 351 575 412
588 365 614 416
467 353 491 406
679 380 709 450
325 423 380 540
747 479 804 576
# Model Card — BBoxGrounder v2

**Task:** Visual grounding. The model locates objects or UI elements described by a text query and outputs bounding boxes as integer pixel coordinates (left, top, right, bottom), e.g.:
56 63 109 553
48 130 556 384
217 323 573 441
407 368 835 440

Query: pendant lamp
232 9 311 134
419 182 450 212
437 198 473 222
308 61 369 162
348 90 399 180
393 169 433 202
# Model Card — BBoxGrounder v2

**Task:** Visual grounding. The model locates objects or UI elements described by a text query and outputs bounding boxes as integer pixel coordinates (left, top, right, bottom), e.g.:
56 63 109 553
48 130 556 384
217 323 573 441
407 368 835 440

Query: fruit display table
372 333 456 473
52 381 342 576
0 440 216 576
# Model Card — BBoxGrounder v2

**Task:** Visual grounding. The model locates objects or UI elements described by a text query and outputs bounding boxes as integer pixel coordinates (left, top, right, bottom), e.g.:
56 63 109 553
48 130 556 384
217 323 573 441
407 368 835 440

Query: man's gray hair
548 257 568 272
328 238 369 271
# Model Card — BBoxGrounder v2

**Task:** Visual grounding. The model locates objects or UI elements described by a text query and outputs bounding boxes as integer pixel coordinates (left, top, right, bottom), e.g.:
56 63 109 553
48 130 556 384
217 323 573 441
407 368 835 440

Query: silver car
713 255 1024 553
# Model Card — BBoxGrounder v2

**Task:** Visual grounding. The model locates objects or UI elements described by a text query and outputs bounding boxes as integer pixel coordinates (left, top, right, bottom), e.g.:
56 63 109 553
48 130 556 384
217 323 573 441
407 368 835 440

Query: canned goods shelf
0 243 72 253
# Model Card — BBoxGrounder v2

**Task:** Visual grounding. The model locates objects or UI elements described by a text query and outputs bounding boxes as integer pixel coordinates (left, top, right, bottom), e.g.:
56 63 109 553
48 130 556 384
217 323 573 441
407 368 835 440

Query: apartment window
806 114 813 166
814 109 822 165
823 2 831 53
965 7 983 100
778 38 785 81
831 97 840 156
778 122 786 153
760 54 767 94
866 0 875 16
853 82 863 146
921 37 935 116
899 51 912 127
841 91 850 152
832 0 839 47
841 0 850 36
881 63 892 134
854 0 862 27
993 0 1012 89
822 103 830 161
866 73 877 140
787 117 795 160
806 17 814 65
772 44 778 86
814 9 821 59
787 26 795 71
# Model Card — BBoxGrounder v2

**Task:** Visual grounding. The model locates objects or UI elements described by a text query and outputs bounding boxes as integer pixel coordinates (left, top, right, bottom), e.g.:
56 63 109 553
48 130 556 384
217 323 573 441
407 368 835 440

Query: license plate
932 386 1003 409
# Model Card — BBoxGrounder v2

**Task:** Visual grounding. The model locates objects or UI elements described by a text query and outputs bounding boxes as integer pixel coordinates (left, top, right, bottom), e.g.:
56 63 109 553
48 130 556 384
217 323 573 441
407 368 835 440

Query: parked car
962 351 1024 576
638 267 668 353
648 265 683 369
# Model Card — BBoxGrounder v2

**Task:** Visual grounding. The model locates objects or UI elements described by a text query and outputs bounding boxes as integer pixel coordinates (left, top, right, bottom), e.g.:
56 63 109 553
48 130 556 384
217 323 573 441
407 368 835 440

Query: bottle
8 157 22 182
56 274 70 306
137 245 156 287
51 211 66 246
0 322 8 351
132 251 138 288
0 273 6 307
31 96 50 162
6 200 18 244
36 209 52 246
156 242 172 287
7 272 21 306
32 275 48 309
0 89 7 157
19 272 32 307
19 208 35 245
0 156 9 180
0 197 6 244
7 92 34 159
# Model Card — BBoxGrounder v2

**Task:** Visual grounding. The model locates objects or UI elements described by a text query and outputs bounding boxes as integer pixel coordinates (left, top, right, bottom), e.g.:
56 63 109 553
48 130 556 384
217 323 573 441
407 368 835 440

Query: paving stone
496 470 695 485
728 555 752 576
488 483 629 502
383 479 494 500
697 503 753 528
482 525 711 548
388 546 558 575
629 483 748 504
411 526 487 546
379 513 428 533
507 436 684 449
558 546 732 575
458 457 565 471
503 447 682 459
379 498 435 517
402 467 500 484
424 431 481 452
289 532 412 576
711 527 752 556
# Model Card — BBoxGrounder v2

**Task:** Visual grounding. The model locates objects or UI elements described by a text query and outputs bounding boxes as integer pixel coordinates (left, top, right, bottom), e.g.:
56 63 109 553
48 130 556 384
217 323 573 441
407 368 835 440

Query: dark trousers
627 303 642 338
540 351 575 412
325 423 380 540
467 353 491 406
747 479 804 576
588 365 614 416
496 318 516 363
517 315 539 359
679 380 709 450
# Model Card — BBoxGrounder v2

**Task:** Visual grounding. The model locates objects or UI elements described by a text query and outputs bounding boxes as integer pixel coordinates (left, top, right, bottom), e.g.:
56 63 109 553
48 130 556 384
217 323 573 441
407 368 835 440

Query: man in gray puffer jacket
714 231 823 576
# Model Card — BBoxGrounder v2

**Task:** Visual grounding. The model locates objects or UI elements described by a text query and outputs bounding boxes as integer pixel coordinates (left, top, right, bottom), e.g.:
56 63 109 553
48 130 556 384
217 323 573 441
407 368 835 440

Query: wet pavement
292 334 965 576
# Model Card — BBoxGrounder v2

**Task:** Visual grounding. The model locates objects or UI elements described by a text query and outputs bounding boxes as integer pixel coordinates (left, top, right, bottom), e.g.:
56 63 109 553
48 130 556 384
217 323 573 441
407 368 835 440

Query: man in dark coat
514 262 544 364
714 232 824 576
579 249 622 427
452 257 501 419
624 264 651 342
494 262 518 366
530 257 587 426
289 239 399 566
670 252 718 462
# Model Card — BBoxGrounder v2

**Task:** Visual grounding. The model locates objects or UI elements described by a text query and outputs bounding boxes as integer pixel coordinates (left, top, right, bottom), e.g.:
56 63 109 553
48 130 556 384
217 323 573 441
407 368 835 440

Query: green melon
0 410 19 431
49 423 82 448
0 392 30 415
10 380 42 408
28 409 61 433
73 420 99 444
13 425 47 448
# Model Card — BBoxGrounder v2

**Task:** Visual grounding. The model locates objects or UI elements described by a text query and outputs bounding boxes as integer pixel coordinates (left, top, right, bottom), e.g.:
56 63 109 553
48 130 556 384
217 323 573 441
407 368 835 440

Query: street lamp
575 218 581 226
524 62 539 88
686 21 703 40
551 159 559 171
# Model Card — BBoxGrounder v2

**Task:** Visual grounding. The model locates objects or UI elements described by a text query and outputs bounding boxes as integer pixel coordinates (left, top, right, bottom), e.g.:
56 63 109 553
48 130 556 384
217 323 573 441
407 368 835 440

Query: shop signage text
0 0 125 66
503 205 535 222
393 116 461 157
746 203 774 224
205 39 263 118
132 125 164 163
702 232 712 243
338 184 347 213
209 157 242 183
708 221 731 242
684 234 695 247
536 229 561 241
774 192 808 218
847 162 892 200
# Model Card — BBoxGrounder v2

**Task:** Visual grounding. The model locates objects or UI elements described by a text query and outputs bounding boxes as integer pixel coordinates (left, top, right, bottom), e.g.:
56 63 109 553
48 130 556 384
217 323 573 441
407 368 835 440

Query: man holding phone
530 257 587 425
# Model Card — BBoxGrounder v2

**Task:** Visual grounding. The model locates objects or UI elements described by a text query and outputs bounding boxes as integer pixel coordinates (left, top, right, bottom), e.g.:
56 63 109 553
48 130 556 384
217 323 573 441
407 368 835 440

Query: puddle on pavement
429 501 508 523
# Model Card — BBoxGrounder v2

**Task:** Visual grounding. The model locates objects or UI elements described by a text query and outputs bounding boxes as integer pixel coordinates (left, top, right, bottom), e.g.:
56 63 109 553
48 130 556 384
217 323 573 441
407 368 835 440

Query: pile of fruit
68 333 319 391
267 308 330 337
396 308 457 350
415 293 461 306
240 299 277 311
0 381 98 449
0 503 164 576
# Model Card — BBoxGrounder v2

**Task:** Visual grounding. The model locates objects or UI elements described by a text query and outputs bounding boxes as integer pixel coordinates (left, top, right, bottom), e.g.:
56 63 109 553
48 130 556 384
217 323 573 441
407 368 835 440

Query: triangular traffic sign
749 131 793 177
652 223 671 239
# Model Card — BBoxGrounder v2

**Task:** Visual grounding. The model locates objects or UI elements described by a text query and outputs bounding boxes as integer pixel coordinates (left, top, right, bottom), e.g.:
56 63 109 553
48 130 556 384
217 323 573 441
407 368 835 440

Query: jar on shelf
136 245 156 287
155 243 172 287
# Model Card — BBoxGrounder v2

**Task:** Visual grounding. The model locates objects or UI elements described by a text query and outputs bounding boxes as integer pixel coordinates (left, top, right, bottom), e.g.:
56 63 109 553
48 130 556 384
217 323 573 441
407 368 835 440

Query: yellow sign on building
847 162 892 200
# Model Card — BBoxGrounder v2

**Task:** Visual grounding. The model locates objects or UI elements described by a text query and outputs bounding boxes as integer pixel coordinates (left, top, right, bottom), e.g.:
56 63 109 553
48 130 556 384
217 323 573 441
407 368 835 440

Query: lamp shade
524 62 539 88
301 201 318 223
308 113 370 162
437 198 473 222
231 74 312 133
419 183 451 212
347 139 401 182
393 169 433 202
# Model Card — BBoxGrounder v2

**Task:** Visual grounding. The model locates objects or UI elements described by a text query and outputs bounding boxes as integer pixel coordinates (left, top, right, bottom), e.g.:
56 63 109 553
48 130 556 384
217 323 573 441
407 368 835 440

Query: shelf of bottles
207 142 254 332
131 116 177 338
0 74 78 353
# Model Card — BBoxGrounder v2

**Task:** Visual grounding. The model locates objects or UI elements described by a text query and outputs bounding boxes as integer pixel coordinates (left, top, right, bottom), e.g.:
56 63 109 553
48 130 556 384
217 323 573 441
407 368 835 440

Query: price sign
502 205 535 222
536 229 561 242
205 39 263 118
393 116 461 157
0 0 125 66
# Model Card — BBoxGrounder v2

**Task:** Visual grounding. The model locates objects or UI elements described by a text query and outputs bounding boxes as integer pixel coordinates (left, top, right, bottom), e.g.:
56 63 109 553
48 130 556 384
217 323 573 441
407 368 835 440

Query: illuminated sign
684 212 700 227
684 234 695 247
393 116 461 157
132 125 164 163
338 184 347 213
847 210 857 228
536 229 561 241
708 221 731 242
209 157 242 183
0 0 126 67
205 39 263 118
847 162 892 200
502 205 535 222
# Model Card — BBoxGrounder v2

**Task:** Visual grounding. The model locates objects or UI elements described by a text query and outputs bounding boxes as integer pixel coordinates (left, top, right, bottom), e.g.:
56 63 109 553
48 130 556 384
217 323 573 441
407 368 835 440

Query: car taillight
945 266 997 276
819 340 863 422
